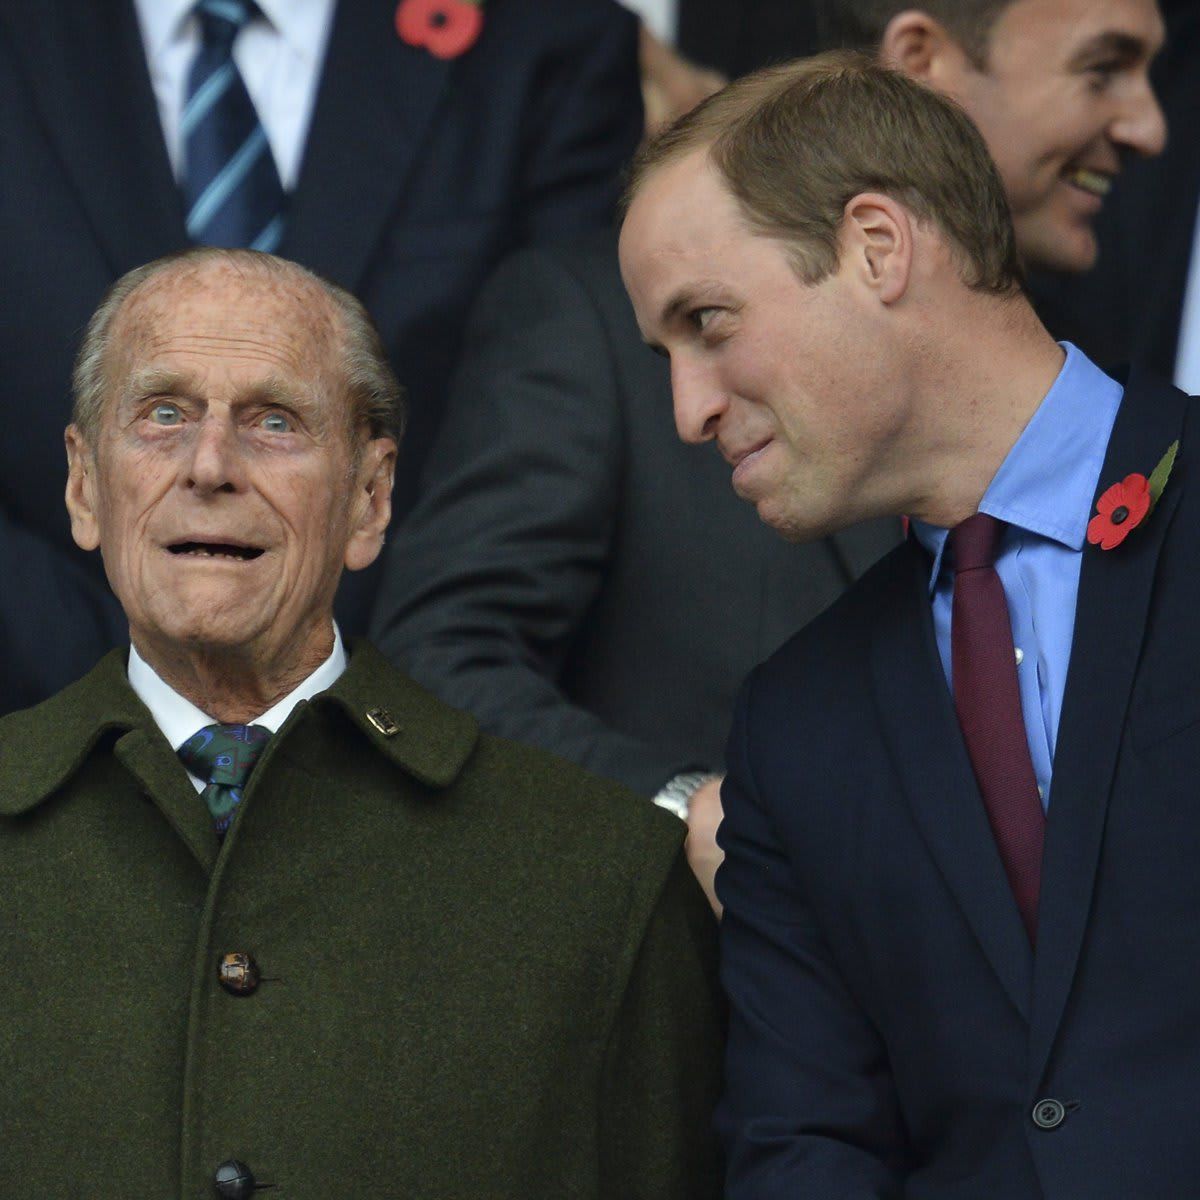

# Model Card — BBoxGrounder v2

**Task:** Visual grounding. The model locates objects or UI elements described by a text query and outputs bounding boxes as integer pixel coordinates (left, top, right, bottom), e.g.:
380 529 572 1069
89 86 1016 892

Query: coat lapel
871 543 1034 1020
281 0 453 289
1 0 185 274
1028 372 1188 1084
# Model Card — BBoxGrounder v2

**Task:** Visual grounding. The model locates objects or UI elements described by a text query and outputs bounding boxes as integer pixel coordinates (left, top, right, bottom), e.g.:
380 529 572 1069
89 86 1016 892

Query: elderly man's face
940 0 1165 272
65 263 394 670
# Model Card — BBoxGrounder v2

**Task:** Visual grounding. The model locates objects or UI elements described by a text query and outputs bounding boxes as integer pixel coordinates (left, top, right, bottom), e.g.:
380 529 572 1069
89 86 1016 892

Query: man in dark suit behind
1 247 722 1198
1030 0 1200 379
619 45 1200 1197
0 0 642 713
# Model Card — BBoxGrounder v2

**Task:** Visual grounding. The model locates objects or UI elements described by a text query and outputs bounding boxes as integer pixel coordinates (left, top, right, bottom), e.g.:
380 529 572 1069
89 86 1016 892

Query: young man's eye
261 412 292 433
692 307 720 332
148 403 182 425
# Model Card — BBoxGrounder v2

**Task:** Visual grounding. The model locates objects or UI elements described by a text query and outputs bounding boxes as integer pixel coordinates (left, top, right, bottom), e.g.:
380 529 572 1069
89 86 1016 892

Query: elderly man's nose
186 417 242 493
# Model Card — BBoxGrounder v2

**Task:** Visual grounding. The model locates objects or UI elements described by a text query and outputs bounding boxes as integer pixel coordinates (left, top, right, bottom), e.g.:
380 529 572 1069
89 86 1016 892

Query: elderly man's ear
344 436 397 573
64 424 101 552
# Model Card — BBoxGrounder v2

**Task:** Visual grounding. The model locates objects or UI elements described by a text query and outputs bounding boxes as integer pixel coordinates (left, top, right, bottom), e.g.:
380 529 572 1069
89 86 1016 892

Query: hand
638 25 727 136
685 775 725 918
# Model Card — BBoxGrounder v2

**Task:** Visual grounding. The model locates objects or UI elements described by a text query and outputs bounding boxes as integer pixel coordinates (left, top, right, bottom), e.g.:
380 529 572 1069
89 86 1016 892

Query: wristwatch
652 770 717 822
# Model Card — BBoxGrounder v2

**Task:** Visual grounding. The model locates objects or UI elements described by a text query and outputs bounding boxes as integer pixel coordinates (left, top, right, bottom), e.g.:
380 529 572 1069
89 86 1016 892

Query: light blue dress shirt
911 344 1123 810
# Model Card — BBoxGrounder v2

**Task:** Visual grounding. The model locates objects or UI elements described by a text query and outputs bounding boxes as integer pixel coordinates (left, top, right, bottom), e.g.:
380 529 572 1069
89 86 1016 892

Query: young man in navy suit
620 51 1200 1197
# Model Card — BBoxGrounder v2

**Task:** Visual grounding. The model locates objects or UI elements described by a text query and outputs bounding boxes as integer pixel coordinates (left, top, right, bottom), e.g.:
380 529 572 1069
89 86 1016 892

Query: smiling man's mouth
168 541 264 561
1065 168 1113 198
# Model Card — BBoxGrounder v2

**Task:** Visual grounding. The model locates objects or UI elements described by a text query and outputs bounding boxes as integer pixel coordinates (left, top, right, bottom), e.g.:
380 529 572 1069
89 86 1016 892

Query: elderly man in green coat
0 249 723 1199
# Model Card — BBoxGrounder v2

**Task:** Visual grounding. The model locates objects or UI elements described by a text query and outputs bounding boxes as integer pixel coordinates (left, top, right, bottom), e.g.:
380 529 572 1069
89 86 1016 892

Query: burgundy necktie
949 513 1045 943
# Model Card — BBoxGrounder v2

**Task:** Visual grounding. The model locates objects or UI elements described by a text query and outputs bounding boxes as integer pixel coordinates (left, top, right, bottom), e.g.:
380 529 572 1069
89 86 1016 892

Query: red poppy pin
396 0 484 60
1086 440 1179 551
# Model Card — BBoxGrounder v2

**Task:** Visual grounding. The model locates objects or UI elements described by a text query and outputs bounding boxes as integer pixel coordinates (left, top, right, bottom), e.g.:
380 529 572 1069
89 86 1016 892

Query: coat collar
0 640 479 818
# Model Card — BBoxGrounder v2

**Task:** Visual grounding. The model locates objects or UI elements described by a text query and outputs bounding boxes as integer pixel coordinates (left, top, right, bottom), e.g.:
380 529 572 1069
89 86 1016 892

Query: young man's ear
841 192 914 306
64 425 101 552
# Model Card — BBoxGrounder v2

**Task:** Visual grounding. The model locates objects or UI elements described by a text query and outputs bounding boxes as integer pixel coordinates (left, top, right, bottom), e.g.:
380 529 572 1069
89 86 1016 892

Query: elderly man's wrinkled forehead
106 257 345 402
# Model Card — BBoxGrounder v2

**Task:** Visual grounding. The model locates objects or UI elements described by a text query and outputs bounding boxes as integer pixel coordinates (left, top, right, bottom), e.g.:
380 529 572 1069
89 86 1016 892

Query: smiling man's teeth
1067 168 1112 197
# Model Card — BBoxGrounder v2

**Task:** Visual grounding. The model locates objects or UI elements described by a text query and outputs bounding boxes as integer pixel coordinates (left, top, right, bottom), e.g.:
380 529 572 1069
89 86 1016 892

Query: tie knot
194 0 259 47
948 512 1005 572
178 723 271 788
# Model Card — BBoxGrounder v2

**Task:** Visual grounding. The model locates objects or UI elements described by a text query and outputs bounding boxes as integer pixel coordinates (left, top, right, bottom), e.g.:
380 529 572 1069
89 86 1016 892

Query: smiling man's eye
261 412 292 433
149 402 182 425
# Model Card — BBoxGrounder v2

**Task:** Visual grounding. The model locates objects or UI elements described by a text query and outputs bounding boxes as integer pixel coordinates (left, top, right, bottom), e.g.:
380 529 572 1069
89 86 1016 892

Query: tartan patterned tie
949 513 1046 943
182 0 285 251
178 723 271 838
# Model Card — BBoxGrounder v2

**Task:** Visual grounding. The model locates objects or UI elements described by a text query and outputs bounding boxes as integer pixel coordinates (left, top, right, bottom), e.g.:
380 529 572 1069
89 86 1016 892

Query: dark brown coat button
214 1159 256 1198
218 952 261 996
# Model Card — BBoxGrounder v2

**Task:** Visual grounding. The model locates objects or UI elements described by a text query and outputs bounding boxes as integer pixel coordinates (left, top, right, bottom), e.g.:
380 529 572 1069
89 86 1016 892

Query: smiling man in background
0 248 721 1199
819 0 1167 271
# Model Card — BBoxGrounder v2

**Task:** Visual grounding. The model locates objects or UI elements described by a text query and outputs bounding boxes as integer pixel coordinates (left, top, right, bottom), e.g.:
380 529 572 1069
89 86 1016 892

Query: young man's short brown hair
815 0 1013 64
623 50 1022 296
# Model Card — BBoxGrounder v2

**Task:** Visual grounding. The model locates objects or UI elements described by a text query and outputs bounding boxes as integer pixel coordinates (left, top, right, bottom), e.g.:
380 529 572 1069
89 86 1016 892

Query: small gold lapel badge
366 707 400 737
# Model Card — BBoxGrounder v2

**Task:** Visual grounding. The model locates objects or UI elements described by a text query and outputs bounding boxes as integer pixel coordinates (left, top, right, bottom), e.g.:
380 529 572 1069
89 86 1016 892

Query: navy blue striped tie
182 0 285 251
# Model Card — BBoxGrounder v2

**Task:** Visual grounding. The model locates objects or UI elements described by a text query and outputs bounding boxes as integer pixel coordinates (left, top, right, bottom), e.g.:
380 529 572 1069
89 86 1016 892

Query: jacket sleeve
716 674 906 1198
599 847 725 1200
0 506 125 715
370 246 696 796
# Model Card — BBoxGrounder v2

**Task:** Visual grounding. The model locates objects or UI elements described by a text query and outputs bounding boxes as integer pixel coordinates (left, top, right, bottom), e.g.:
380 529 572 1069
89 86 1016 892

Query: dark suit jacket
0 0 641 712
718 370 1200 1197
1030 2 1200 375
370 233 899 795
677 0 822 77
0 640 723 1197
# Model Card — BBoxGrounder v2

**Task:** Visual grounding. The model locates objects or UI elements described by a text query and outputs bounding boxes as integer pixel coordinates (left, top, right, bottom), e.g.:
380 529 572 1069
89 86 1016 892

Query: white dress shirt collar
136 0 332 62
128 623 348 752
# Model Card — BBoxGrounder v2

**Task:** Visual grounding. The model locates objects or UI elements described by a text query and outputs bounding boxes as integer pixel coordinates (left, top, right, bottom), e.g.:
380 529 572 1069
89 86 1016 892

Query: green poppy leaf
1148 439 1180 510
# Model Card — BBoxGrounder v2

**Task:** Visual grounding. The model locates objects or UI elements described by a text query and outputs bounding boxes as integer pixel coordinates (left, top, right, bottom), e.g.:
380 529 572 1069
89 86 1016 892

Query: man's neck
896 298 1067 529
131 625 337 724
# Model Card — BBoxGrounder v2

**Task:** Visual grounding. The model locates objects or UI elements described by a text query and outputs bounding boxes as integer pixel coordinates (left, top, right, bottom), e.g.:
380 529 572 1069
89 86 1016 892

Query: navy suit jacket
718 369 1200 1198
0 0 640 713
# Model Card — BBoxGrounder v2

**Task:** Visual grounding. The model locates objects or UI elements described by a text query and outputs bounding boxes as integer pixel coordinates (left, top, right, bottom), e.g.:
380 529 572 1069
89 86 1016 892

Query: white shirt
128 624 348 791
620 0 678 42
133 0 335 190
1175 199 1200 394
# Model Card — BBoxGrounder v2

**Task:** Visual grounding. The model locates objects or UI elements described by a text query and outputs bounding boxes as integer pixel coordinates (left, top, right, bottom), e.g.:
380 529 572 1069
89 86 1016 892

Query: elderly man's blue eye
150 403 182 424
262 412 292 432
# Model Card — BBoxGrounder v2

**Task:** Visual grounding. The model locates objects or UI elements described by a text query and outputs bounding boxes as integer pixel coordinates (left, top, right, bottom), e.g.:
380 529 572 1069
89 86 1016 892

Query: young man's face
619 151 909 544
945 0 1165 272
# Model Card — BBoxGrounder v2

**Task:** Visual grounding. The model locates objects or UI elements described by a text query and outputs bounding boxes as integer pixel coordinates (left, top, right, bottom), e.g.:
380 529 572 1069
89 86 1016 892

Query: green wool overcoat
1 643 723 1199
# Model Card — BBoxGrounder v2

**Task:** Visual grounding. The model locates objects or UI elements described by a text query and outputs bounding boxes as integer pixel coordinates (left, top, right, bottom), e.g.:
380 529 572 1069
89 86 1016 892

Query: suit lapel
1028 372 1188 1084
281 0 453 289
1 0 185 274
871 543 1034 1020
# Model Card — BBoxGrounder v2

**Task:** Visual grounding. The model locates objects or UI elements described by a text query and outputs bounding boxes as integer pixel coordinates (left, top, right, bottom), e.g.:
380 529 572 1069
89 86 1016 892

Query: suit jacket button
218 952 261 996
1032 1098 1067 1130
214 1159 256 1198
